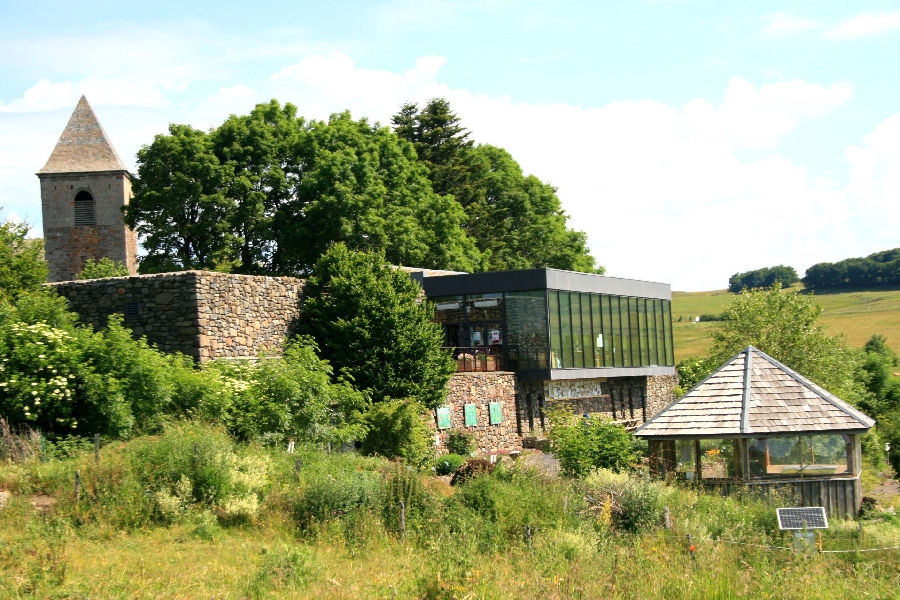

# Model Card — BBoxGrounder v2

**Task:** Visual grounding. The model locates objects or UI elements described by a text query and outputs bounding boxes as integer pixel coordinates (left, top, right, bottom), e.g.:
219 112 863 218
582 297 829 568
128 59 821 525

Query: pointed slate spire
37 96 127 175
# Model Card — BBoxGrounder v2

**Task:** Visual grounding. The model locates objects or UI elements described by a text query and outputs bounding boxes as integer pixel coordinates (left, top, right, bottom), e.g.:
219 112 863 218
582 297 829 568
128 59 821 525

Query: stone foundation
436 372 520 454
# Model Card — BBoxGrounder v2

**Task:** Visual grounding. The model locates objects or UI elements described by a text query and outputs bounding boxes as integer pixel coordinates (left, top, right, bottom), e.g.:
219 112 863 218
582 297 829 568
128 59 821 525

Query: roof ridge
740 346 752 434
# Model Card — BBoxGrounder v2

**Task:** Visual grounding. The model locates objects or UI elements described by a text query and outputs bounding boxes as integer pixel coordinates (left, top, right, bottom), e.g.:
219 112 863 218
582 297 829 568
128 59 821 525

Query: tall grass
1 423 899 598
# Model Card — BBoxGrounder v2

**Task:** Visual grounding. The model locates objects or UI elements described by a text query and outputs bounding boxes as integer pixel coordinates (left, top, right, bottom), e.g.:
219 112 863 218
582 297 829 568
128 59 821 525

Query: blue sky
1 0 899 290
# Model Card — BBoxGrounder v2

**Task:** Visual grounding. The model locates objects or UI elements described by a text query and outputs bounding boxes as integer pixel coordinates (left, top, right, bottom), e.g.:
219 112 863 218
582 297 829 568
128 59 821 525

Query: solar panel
777 507 828 530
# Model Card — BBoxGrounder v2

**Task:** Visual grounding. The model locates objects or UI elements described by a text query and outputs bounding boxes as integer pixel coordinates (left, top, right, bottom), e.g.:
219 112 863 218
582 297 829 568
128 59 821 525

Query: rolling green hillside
672 287 900 362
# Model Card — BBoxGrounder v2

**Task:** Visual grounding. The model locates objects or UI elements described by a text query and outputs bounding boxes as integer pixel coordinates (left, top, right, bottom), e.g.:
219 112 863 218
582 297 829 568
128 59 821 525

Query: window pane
601 295 613 367
748 436 850 479
628 297 641 367
638 298 649 366
505 290 549 370
465 293 504 322
570 293 585 368
617 296 631 367
581 293 595 368
549 291 562 369
654 300 665 367
647 299 658 366
662 300 674 366
590 294 604 367
560 292 574 368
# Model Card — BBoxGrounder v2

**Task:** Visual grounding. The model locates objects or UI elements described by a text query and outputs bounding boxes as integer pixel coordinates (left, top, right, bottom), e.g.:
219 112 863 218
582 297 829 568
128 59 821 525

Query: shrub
358 399 433 466
77 257 129 279
290 468 382 528
445 430 475 456
547 410 637 477
584 469 663 533
128 423 269 523
436 454 466 475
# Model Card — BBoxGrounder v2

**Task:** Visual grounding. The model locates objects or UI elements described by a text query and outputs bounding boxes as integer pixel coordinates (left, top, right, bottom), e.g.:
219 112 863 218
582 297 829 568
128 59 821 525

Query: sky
1 0 899 291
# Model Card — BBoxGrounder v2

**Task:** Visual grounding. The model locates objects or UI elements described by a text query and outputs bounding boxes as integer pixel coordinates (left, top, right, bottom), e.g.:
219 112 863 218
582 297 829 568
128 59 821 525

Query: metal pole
399 500 406 543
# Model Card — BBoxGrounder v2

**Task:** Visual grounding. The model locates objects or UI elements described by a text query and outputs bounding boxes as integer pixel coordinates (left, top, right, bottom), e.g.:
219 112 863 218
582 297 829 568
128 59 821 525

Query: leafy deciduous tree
0 218 47 303
392 98 603 274
300 244 456 408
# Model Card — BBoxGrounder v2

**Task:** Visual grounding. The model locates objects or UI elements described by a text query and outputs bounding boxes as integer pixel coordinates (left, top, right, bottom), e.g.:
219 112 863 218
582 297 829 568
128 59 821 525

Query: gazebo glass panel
675 440 696 480
748 436 850 478
699 439 738 479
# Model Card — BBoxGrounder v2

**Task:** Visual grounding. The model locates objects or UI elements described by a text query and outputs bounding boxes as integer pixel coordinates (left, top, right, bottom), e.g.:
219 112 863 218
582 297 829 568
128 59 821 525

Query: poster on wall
436 406 452 429
490 330 500 344
489 402 503 425
473 331 482 344
464 404 478 427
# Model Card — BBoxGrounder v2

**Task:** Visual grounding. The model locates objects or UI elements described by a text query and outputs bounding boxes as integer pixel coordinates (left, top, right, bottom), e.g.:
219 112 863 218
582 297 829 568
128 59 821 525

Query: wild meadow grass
1 424 899 599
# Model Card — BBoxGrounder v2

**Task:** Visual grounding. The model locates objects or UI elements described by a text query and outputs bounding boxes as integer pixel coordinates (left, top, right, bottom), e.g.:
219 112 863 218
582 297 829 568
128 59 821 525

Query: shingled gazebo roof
37 96 127 175
635 346 874 439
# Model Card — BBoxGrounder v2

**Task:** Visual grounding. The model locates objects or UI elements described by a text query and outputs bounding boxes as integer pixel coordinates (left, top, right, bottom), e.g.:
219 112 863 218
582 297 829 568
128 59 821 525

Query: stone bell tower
36 96 138 282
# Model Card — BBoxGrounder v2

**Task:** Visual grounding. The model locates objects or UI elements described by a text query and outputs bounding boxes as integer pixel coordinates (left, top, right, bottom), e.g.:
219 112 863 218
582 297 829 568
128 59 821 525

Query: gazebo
635 346 875 517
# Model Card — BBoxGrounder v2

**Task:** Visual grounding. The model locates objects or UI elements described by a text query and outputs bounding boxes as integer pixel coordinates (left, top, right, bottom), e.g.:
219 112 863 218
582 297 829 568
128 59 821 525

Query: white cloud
762 12 820 37
201 84 260 121
821 11 900 40
0 77 167 113
264 56 874 289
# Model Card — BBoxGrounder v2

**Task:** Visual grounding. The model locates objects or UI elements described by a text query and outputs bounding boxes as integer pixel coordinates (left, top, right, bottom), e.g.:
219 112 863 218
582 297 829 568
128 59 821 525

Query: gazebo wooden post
694 440 702 483
741 438 750 482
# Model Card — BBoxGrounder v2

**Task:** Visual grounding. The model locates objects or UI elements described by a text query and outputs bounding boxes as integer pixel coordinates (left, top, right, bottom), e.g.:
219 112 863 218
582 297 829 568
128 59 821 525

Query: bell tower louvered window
74 191 95 226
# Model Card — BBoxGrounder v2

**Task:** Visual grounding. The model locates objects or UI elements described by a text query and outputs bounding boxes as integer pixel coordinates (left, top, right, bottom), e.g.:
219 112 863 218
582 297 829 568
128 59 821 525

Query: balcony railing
445 347 506 372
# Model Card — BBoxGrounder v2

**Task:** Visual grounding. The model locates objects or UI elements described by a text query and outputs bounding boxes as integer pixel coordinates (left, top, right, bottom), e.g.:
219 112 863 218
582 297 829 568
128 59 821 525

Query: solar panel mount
776 507 828 530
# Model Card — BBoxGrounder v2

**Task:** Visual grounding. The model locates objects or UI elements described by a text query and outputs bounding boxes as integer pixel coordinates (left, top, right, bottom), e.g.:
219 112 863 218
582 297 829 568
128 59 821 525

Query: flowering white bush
0 322 82 430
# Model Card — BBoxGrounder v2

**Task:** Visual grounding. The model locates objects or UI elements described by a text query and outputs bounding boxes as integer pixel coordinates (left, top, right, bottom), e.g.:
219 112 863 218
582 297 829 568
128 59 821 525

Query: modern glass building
415 268 675 380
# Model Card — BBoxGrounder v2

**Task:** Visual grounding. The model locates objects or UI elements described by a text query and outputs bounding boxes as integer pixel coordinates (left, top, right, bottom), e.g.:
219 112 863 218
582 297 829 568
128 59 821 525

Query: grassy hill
672 286 900 362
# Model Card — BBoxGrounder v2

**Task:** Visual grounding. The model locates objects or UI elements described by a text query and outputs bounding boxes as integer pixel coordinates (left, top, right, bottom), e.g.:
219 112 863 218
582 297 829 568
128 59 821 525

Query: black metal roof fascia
753 348 876 429
635 347 748 436
741 346 753 435
420 268 671 300
504 365 676 382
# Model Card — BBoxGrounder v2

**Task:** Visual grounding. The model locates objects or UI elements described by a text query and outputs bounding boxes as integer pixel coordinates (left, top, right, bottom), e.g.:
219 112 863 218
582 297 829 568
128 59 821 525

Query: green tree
358 398 433 466
0 218 47 303
548 409 638 477
128 102 480 276
707 285 868 404
300 244 456 408
393 98 603 274
77 257 129 279
126 124 236 273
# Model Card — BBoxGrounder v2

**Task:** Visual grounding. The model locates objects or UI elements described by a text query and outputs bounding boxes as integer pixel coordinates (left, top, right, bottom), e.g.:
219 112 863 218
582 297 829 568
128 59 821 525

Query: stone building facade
52 271 305 361
37 96 138 282
438 372 520 454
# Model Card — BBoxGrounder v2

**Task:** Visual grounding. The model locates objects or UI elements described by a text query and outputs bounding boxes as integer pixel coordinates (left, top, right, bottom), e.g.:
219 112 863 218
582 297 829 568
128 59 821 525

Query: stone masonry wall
646 374 677 417
51 271 304 361
194 273 305 361
39 172 138 282
437 372 520 454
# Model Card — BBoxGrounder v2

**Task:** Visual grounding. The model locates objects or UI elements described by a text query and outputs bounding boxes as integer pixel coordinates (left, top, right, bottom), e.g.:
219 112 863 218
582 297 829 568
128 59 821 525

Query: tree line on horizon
123 98 602 278
728 247 900 293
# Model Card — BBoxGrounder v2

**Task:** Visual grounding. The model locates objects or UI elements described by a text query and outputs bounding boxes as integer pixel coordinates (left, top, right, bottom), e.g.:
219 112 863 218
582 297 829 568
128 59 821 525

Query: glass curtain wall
546 291 674 369
432 289 674 371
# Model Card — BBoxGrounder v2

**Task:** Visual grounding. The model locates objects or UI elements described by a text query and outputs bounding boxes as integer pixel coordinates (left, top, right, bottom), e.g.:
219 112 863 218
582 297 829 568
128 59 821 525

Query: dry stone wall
51 271 304 361
436 372 520 454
